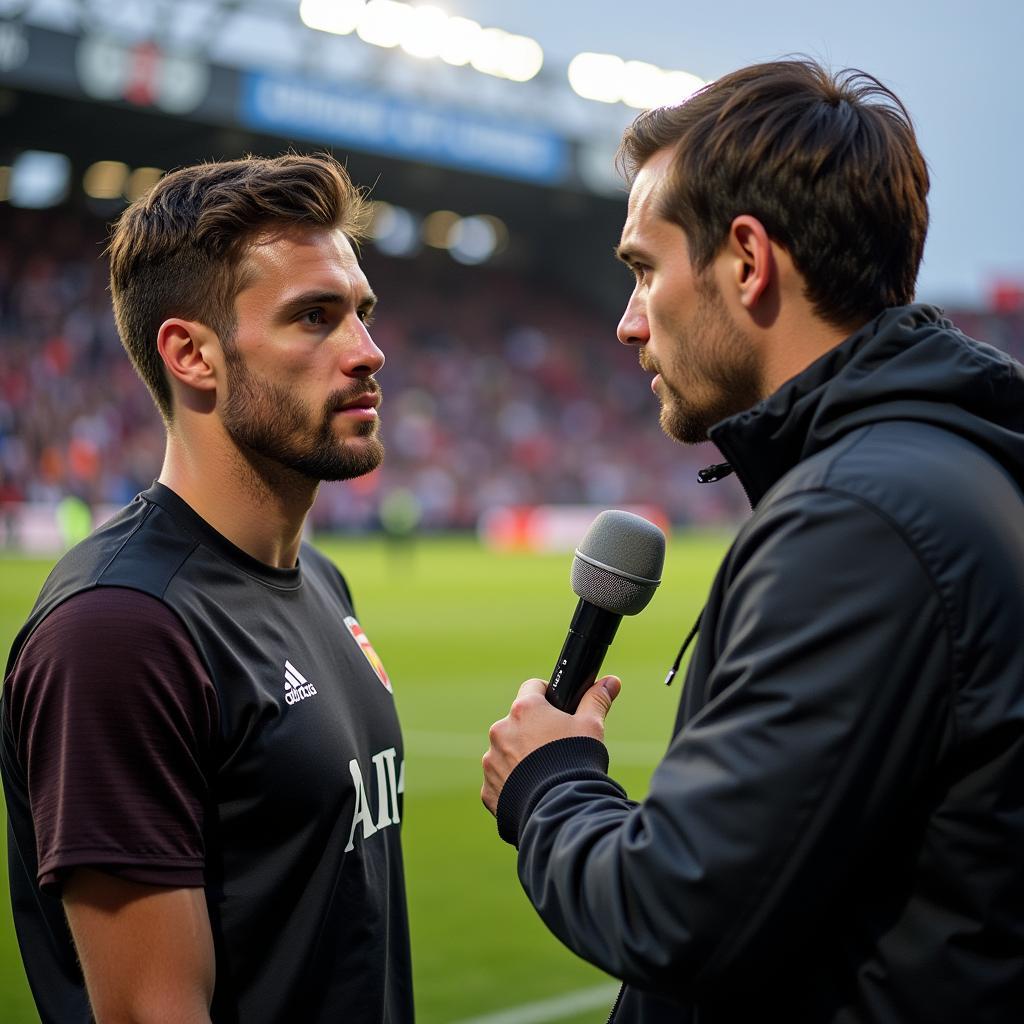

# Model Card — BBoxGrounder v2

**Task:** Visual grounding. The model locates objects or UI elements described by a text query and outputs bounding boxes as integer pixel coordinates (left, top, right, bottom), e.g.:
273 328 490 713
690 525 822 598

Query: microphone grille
571 510 666 615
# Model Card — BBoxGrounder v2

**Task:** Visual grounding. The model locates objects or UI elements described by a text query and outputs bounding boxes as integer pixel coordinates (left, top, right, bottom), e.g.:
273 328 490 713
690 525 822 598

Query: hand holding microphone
547 509 666 713
482 510 665 815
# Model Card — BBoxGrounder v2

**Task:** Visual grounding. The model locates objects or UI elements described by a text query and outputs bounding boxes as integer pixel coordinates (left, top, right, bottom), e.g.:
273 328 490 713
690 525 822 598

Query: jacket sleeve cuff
496 736 610 847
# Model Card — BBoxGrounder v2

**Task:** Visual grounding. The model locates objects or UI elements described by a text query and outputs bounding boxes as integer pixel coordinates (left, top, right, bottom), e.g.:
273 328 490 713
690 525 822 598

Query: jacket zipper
605 982 625 1023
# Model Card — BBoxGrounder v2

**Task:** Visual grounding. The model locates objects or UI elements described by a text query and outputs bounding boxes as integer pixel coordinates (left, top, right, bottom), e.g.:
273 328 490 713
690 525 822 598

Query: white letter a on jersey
344 758 379 852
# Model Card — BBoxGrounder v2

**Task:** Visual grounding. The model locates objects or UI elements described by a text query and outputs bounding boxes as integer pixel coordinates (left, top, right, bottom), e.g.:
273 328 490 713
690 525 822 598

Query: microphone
546 510 666 713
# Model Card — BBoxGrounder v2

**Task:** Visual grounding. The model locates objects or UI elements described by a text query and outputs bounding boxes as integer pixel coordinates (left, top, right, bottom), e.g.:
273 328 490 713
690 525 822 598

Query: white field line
449 982 620 1024
404 730 665 767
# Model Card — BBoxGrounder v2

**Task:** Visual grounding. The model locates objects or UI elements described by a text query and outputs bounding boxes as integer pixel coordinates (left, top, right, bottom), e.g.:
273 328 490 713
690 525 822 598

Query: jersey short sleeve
5 587 219 891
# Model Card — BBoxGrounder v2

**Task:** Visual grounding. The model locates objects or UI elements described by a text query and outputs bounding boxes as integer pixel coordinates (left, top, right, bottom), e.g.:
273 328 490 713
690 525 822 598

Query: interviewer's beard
222 354 384 482
641 281 762 444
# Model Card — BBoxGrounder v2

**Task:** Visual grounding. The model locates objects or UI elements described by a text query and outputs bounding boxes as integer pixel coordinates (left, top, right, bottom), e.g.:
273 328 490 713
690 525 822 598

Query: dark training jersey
1 483 413 1023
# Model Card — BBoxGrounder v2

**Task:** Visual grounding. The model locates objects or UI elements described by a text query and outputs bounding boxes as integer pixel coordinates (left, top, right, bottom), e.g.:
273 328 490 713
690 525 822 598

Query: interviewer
483 59 1024 1024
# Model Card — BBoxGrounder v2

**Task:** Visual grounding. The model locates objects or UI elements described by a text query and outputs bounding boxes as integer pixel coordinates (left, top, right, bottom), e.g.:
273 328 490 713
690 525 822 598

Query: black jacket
497 305 1024 1023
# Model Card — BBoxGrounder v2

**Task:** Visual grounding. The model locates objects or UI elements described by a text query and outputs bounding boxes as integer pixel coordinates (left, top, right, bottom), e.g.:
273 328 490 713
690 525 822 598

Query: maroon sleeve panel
5 587 220 892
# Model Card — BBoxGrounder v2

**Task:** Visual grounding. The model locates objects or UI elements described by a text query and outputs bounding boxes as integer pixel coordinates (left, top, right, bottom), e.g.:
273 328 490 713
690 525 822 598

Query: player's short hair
617 59 930 328
108 153 369 420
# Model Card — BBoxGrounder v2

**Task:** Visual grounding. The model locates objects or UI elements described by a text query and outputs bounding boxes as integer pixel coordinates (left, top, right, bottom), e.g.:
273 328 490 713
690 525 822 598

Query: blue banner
240 71 569 185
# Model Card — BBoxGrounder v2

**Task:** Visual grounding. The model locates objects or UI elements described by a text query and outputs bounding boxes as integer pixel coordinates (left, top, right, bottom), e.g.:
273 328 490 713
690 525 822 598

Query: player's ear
157 319 220 395
725 215 774 310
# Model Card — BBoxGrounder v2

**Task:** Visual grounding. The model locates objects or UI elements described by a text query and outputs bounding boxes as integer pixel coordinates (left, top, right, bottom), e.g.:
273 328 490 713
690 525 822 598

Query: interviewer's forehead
620 149 676 258
627 147 675 215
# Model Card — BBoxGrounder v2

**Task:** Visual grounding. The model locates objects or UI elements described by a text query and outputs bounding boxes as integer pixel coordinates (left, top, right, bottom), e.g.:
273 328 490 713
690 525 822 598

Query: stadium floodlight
356 0 409 48
469 26 507 78
83 160 129 200
500 34 544 82
125 167 164 202
299 0 366 36
422 209 460 248
8 150 70 209
299 1 544 82
399 4 449 59
439 16 482 67
480 214 508 253
621 60 664 110
662 69 707 103
368 200 395 238
448 215 499 265
369 201 420 257
469 27 543 81
568 52 625 104
569 51 707 108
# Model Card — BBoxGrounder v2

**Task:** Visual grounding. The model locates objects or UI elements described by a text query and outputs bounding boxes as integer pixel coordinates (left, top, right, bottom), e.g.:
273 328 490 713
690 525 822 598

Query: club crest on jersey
344 616 392 692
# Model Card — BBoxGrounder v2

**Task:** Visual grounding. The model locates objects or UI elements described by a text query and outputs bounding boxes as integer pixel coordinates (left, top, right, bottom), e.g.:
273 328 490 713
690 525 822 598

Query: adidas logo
284 660 318 705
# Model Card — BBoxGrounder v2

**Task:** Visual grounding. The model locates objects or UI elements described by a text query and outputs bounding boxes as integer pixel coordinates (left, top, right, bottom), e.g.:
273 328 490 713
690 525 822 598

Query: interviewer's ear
725 215 774 310
157 319 220 395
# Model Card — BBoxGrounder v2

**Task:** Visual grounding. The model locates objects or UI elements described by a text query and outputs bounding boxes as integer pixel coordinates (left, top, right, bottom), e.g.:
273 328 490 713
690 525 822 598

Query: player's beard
221 350 384 483
642 276 763 444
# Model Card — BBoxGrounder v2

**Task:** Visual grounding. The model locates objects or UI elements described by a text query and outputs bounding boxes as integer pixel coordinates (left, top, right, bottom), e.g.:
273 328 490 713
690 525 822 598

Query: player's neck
158 432 316 569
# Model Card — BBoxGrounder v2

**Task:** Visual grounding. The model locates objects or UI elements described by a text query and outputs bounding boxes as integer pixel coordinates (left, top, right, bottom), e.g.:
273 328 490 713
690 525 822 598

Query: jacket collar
707 304 950 507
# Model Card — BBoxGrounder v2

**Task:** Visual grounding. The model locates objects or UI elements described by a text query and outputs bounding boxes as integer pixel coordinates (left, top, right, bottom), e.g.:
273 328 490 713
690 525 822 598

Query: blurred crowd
2 206 1022 535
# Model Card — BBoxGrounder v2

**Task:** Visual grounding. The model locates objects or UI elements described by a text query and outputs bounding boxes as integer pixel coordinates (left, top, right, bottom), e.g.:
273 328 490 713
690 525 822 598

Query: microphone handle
547 599 622 713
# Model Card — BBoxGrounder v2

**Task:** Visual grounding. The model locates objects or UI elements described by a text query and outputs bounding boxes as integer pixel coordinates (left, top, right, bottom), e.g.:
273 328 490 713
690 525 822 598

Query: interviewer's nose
617 292 650 347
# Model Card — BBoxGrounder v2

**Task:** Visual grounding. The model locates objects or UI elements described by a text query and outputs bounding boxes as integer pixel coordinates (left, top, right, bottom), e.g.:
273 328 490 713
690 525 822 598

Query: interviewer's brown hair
617 59 930 328
108 153 369 420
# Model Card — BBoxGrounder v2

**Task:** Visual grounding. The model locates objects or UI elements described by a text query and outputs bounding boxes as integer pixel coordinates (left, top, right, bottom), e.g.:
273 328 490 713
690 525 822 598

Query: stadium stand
3 205 1022 537
0 205 754 536
4 8 1016 541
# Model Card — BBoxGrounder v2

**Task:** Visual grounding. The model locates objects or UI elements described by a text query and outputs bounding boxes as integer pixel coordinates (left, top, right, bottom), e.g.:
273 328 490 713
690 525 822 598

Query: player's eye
623 262 647 285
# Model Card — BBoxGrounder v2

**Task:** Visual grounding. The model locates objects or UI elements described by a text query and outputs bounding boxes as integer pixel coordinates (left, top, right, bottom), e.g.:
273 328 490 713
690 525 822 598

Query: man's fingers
483 675 617 818
481 781 497 816
516 677 549 700
576 675 621 722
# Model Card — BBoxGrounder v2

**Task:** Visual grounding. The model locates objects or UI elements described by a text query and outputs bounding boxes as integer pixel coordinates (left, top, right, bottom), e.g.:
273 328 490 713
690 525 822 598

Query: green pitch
0 530 730 1023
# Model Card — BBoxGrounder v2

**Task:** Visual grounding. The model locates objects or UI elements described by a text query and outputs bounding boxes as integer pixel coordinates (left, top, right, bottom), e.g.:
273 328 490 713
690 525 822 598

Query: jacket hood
709 304 1024 507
